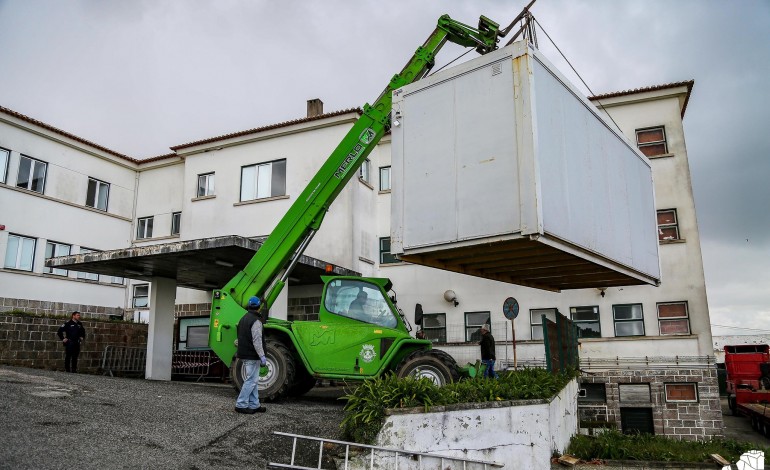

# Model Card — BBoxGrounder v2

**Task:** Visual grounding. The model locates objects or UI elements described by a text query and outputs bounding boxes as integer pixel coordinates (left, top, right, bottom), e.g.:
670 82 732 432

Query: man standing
57 311 86 373
235 296 267 414
479 324 499 379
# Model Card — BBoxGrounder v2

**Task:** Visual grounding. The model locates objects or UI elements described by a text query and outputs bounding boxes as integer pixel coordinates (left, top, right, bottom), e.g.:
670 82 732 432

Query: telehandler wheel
727 394 737 416
288 367 317 397
230 339 297 402
395 349 461 386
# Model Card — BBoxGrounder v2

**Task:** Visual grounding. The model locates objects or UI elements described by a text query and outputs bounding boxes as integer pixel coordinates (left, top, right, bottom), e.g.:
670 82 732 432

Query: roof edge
588 80 695 118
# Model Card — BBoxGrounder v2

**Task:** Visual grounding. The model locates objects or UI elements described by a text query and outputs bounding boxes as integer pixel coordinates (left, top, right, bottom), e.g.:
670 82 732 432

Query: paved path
0 366 347 469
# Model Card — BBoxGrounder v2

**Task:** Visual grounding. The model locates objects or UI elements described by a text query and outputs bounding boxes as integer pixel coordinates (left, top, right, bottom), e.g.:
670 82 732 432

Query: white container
390 41 660 291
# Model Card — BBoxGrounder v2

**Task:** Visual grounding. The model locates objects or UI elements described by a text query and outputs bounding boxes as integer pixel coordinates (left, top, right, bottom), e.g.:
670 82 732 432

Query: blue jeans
483 359 499 379
236 360 261 409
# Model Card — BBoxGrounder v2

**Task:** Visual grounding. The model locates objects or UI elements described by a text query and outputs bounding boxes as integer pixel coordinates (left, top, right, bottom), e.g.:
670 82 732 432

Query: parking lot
0 366 347 469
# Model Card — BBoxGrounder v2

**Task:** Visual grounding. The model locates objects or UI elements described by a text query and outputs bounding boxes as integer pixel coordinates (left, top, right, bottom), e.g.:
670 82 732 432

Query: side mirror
414 303 423 326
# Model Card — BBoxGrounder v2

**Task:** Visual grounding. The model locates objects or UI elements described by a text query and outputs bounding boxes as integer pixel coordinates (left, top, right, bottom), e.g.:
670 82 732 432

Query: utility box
390 41 660 292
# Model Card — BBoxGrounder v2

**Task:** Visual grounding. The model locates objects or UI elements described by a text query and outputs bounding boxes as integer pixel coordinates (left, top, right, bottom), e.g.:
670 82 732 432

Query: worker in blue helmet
234 296 267 414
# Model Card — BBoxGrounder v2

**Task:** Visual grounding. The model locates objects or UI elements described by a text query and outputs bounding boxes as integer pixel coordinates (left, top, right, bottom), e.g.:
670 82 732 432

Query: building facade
0 79 721 438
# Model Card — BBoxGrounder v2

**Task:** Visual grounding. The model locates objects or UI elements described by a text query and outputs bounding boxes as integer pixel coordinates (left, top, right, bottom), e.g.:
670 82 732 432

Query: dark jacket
57 320 86 344
236 309 266 360
480 332 496 360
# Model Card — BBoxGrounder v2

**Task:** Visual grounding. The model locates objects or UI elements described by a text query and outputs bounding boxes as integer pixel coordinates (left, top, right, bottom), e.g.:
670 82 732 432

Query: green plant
566 430 770 463
340 368 574 444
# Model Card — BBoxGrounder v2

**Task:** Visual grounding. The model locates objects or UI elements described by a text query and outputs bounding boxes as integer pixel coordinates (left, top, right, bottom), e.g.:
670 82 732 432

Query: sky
1 0 768 336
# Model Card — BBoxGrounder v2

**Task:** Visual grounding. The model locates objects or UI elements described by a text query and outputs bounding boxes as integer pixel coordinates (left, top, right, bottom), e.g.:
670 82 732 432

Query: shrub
340 368 574 444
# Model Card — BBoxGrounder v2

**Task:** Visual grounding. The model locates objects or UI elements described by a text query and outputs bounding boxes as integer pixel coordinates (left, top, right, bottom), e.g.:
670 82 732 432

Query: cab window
324 279 397 328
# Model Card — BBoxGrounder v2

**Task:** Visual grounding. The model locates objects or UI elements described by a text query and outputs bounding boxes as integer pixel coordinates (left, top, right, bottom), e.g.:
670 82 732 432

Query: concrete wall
358 379 578 469
0 313 148 373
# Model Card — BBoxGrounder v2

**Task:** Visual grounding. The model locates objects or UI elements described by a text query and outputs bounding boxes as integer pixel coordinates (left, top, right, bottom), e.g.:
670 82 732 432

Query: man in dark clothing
57 311 86 373
479 324 499 379
235 296 267 414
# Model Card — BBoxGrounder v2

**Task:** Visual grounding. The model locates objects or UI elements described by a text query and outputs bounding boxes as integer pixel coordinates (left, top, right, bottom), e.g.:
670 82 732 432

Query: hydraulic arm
209 14 503 365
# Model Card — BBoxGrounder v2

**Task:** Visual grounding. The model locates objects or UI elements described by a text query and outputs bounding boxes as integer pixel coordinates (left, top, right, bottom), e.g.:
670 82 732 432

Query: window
379 166 391 191
240 159 286 201
171 212 181 236
379 237 399 264
658 302 690 335
16 155 47 193
323 278 397 329
619 383 651 403
359 159 370 183
578 383 607 403
178 317 211 350
635 126 667 157
137 216 153 239
44 241 71 276
665 383 698 403
197 172 215 197
0 147 9 183
620 408 654 435
86 178 109 211
570 305 601 338
465 311 490 342
613 304 645 337
422 313 446 343
77 248 99 281
133 284 149 308
4 234 36 271
111 276 124 285
657 209 679 241
530 308 557 340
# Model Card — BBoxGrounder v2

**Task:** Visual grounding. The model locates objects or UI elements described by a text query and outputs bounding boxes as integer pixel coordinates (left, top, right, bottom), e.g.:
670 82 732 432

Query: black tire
288 366 317 397
395 349 461 386
230 339 296 402
728 395 737 416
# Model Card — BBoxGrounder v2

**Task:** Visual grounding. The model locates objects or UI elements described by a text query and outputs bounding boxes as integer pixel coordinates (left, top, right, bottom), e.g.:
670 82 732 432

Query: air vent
492 62 502 76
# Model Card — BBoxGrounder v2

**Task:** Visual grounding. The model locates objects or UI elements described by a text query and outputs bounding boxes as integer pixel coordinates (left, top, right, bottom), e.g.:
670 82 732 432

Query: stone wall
579 367 724 440
0 313 148 373
175 302 211 319
0 296 125 319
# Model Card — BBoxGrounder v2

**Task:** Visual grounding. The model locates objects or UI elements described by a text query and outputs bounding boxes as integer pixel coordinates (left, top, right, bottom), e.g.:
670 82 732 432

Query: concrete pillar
145 277 177 381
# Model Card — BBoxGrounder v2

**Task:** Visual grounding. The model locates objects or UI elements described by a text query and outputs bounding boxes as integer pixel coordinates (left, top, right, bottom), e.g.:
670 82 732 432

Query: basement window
665 383 698 403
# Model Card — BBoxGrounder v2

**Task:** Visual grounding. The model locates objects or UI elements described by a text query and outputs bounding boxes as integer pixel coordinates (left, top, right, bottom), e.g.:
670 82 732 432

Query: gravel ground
0 366 348 469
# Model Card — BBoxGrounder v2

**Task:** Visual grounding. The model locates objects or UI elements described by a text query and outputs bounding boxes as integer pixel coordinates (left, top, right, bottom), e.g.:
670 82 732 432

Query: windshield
324 279 397 329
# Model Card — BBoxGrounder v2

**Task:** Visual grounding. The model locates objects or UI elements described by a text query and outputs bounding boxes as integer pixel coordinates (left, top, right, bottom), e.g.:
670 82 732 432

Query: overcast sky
1 0 768 336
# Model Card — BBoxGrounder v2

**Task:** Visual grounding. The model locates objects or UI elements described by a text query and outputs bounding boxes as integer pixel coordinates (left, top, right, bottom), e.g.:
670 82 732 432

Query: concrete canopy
45 235 359 290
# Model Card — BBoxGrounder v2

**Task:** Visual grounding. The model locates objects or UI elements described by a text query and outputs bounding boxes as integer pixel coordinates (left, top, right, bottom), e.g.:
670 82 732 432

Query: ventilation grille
491 62 502 76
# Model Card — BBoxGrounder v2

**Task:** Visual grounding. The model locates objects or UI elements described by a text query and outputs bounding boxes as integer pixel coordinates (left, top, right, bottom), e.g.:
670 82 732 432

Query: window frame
0 147 9 184
44 240 72 276
359 158 371 183
379 165 391 191
133 284 149 308
530 308 557 340
664 383 699 403
612 303 645 337
464 311 491 342
16 154 47 193
137 216 154 240
86 177 110 211
570 305 601 338
422 312 447 344
240 159 287 202
379 237 399 265
657 209 680 241
4 233 36 271
657 301 691 335
77 248 99 281
171 212 181 236
635 126 668 157
197 172 215 197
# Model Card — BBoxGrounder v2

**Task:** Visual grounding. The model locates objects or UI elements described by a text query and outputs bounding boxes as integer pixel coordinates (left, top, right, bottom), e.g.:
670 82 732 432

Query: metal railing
101 345 146 377
171 349 220 381
268 431 504 469
580 355 715 370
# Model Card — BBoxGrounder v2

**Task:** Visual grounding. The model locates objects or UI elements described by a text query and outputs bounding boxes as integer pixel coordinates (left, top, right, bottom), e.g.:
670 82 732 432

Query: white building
0 78 721 438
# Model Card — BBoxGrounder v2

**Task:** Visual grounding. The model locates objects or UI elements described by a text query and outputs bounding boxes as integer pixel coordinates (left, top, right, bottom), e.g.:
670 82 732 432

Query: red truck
725 344 770 435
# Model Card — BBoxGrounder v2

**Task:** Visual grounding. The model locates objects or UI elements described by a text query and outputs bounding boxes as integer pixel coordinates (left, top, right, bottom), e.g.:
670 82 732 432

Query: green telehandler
209 9 534 401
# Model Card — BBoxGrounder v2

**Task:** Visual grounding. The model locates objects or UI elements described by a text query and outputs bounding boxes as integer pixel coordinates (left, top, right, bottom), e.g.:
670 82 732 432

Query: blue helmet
247 296 262 310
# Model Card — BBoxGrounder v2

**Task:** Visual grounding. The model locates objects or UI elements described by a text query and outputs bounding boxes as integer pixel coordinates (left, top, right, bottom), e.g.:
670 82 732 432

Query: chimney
307 98 323 118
